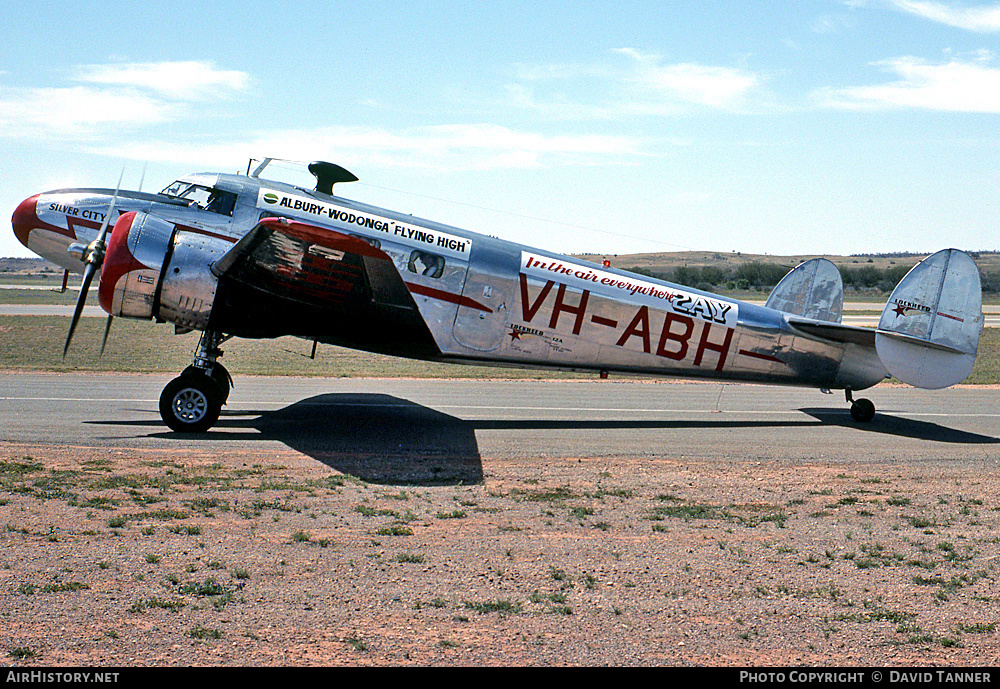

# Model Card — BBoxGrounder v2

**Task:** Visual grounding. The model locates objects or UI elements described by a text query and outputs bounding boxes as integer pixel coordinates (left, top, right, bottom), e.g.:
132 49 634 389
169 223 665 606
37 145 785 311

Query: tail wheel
159 374 223 433
850 398 876 423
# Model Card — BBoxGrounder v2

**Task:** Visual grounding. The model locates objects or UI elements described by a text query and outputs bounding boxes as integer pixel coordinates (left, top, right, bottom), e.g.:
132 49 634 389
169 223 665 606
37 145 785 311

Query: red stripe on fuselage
739 349 784 364
405 282 492 313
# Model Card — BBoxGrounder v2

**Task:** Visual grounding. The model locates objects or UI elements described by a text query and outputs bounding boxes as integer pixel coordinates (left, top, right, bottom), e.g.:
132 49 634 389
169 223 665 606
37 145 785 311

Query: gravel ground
2 436 1000 668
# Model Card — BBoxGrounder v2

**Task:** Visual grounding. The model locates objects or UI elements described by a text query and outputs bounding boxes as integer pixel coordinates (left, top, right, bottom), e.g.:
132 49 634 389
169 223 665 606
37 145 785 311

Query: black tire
850 398 876 423
159 375 223 433
210 364 233 404
181 364 231 404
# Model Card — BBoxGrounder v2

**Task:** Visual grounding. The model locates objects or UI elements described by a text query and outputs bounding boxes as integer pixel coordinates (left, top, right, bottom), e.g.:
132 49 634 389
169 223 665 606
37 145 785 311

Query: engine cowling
98 211 229 330
157 228 229 330
98 211 174 319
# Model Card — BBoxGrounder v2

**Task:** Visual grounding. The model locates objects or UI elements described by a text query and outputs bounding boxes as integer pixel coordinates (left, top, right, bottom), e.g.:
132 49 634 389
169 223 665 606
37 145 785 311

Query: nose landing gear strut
159 331 232 433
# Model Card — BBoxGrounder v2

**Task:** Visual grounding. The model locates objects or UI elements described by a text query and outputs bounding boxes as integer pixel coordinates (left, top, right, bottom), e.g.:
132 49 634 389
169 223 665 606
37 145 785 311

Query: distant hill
574 250 1000 294
0 257 62 274
574 249 1000 274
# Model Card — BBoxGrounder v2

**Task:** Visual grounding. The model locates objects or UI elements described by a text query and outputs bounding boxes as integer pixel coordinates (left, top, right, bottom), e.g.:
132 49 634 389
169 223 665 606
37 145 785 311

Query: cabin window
408 250 445 278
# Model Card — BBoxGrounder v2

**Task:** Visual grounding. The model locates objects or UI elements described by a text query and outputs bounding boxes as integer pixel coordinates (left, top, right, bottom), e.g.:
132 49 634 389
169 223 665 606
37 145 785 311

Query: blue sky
2 0 998 259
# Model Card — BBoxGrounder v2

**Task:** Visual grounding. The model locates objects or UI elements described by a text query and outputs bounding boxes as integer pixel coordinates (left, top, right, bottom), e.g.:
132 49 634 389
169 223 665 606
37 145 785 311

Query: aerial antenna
249 158 273 178
248 157 312 178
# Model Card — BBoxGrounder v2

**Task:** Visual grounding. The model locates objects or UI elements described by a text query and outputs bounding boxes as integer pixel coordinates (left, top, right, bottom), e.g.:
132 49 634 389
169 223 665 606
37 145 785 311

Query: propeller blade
63 165 125 358
94 167 125 248
63 261 98 358
99 315 114 356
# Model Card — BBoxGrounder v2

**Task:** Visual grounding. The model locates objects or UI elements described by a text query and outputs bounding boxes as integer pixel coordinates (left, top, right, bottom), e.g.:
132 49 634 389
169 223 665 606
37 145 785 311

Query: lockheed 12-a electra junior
11 159 984 432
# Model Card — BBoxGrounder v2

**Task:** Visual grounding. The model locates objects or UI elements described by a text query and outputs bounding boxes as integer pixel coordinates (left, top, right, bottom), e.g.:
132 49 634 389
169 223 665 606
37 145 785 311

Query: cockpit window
161 181 237 217
160 180 188 197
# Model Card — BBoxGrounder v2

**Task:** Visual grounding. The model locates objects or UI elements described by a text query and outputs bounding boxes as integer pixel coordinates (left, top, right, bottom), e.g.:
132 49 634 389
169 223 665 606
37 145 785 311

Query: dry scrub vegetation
3 440 1000 666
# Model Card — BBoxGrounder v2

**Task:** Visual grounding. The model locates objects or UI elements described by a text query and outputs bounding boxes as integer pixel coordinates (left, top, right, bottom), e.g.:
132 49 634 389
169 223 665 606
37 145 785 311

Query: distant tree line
627 261 1000 294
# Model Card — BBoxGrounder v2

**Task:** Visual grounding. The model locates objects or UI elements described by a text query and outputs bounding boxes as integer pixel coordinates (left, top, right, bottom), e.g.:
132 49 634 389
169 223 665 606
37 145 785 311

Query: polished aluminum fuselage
15 171 889 393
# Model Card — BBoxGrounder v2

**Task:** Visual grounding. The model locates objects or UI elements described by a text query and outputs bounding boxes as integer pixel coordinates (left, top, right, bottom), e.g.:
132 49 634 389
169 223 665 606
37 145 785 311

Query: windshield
160 181 236 217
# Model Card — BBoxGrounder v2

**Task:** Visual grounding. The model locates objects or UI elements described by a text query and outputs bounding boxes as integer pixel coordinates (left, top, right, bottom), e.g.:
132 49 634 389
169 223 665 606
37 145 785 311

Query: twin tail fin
875 249 983 389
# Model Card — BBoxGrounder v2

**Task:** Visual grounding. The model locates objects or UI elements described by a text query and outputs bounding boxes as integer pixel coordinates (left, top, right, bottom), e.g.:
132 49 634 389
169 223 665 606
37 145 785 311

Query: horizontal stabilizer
875 249 983 389
765 258 843 323
787 318 876 348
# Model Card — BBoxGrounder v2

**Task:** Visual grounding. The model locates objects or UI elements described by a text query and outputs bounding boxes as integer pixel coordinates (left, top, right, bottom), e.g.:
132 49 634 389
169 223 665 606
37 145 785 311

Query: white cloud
507 49 764 119
75 61 250 99
0 61 250 140
259 123 640 172
887 0 1000 32
635 61 760 109
2 58 640 174
0 86 175 138
616 49 762 110
88 123 642 172
815 55 1000 111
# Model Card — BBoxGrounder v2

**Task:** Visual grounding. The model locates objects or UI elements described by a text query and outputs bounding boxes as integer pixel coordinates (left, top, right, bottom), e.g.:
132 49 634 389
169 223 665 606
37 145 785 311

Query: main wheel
159 374 223 433
210 364 232 403
850 398 876 423
181 364 232 404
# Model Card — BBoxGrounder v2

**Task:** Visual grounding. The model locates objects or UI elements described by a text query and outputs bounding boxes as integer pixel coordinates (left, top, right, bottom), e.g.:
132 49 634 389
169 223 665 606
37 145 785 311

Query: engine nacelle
98 211 229 330
158 229 229 330
99 211 174 319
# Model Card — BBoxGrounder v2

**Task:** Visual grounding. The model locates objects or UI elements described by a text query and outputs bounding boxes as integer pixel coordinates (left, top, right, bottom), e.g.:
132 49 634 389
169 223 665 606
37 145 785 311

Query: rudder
875 249 983 389
765 257 844 322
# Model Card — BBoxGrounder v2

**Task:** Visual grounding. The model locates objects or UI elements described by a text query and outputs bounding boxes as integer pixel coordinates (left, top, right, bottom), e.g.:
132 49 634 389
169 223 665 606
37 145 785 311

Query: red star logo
508 329 521 340
892 304 908 317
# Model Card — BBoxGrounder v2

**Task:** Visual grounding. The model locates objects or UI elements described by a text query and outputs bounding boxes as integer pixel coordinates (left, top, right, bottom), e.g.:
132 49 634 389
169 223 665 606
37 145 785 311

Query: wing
786 317 876 348
208 218 441 358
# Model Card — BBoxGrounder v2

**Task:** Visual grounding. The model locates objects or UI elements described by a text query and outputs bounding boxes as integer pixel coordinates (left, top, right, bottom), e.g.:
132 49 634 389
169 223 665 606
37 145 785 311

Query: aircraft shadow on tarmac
223 394 1000 458
799 408 999 445
92 393 997 485
227 393 485 485
471 409 997 444
92 393 483 485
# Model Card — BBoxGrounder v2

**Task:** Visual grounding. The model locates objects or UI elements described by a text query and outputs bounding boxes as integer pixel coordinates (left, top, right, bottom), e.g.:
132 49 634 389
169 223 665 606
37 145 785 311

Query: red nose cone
11 195 40 249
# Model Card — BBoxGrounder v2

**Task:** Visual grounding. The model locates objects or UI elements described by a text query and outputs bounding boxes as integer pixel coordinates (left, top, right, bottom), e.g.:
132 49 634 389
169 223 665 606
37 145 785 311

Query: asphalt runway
2 374 997 480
